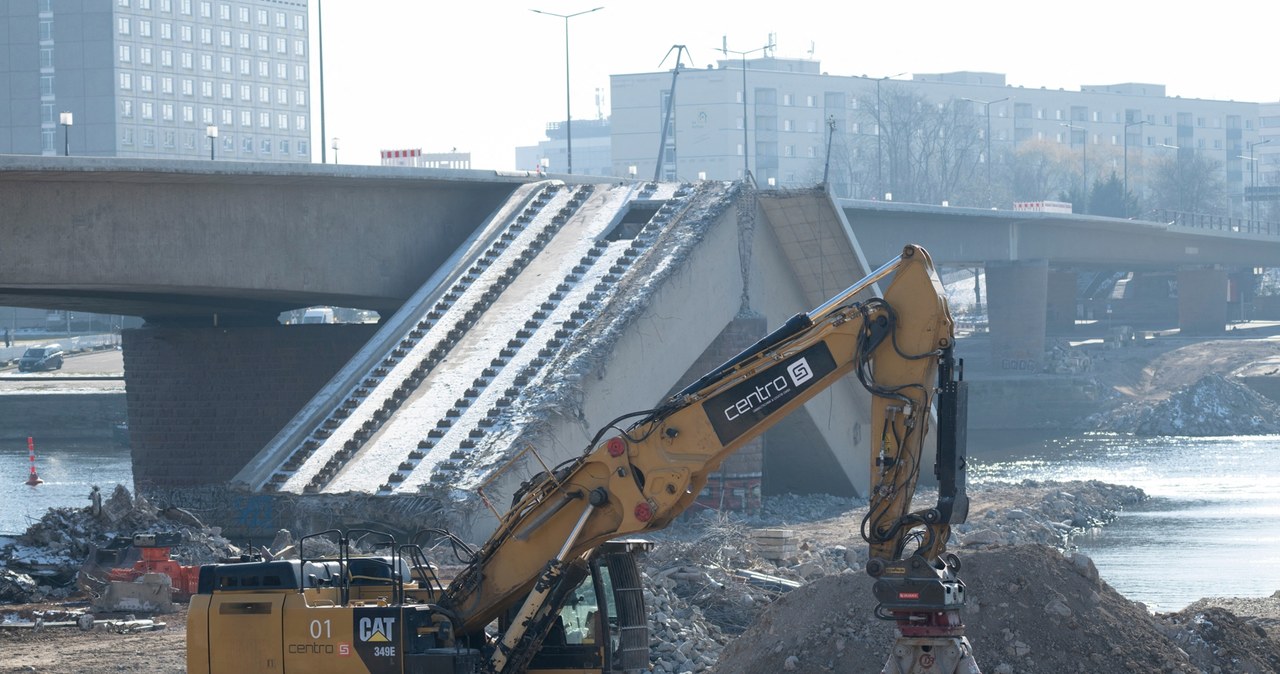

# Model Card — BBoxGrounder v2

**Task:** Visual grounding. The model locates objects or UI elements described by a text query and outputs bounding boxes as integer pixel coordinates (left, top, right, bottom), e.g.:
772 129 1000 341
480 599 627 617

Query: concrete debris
1091 373 1280 435
0 484 239 605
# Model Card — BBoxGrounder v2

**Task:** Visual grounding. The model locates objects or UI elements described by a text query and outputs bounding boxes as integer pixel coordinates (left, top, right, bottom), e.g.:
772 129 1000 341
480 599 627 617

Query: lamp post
873 72 905 199
1247 139 1270 222
531 7 603 176
205 125 218 160
59 111 73 156
1123 119 1147 215
331 137 339 164
719 39 773 181
962 97 1009 204
1061 122 1087 207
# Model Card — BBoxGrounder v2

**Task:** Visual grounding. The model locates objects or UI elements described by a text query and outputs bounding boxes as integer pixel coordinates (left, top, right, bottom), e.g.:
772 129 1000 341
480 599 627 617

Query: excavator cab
513 540 650 673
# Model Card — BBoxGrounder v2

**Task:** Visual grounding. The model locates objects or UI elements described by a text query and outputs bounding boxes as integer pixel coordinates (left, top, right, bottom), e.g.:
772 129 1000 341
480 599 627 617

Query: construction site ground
6 329 1280 672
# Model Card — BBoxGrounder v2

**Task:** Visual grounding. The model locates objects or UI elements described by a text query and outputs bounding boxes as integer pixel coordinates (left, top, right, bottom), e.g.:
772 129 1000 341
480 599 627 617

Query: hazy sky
314 1 1279 170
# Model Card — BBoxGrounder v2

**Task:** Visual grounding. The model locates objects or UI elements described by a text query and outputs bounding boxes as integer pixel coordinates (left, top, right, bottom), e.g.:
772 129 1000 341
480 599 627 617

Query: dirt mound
1091 373 1280 436
713 545 1280 673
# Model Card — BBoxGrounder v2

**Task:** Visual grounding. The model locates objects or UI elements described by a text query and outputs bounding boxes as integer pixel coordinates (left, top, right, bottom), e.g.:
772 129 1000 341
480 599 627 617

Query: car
18 344 65 372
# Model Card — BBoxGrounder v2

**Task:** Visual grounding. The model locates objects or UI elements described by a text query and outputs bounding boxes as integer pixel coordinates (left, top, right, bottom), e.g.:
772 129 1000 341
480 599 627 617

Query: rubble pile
636 481 1147 673
0 484 239 604
1091 373 1280 435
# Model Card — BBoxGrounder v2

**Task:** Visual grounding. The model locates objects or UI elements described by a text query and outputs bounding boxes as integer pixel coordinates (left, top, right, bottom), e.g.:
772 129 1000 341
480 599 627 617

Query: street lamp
205 125 218 160
718 39 773 181
873 72 905 199
531 6 603 176
331 137 339 164
1061 122 1087 207
1247 139 1270 222
962 97 1009 203
59 111 73 156
1123 119 1147 215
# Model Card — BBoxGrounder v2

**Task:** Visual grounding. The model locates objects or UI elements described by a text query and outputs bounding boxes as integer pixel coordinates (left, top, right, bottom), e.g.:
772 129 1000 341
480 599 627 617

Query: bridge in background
6 156 1280 531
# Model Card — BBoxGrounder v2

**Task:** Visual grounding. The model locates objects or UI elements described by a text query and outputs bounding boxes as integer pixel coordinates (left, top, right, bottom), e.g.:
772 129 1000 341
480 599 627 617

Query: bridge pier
122 323 377 490
1046 269 1078 334
986 259 1049 372
1177 266 1228 335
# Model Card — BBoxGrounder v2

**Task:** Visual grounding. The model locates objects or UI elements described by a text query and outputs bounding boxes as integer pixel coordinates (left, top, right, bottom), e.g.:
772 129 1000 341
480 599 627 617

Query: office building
0 0 311 161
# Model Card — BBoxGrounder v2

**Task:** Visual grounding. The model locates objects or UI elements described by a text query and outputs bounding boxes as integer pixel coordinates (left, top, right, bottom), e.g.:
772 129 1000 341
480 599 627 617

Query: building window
294 90 305 106
141 101 154 119
258 85 269 102
41 130 56 153
162 104 174 121
184 132 196 149
140 47 152 64
220 55 231 73
280 139 289 155
143 129 155 147
219 4 230 20
200 54 212 70
40 48 53 69
783 119 793 132
220 82 231 98
275 37 286 53
181 25 192 42
221 134 232 151
257 35 268 51
140 74 153 92
180 0 191 14
806 95 815 107
201 81 212 97
294 39 305 56
161 76 173 93
121 100 133 118
182 105 193 122
239 84 250 101
200 1 211 18
238 6 248 22
258 60 268 77
220 108 231 125
257 8 267 24
275 11 285 27
258 111 269 127
181 52 192 69
239 32 249 49
240 110 250 126
295 64 305 81
118 18 131 35
239 58 250 75
39 20 53 41
119 0 130 6
276 88 287 104
200 27 211 44
783 145 794 157
120 72 132 90
119 45 132 63
276 62 287 79
261 139 271 154
160 23 172 40
295 114 306 131
294 15 304 30
139 20 152 37
40 74 53 96
161 50 173 67
38 0 52 12
277 112 287 129
241 136 253 153
220 30 231 47
139 0 151 8
209 107 221 124
41 103 53 123
121 128 134 145
298 140 308 155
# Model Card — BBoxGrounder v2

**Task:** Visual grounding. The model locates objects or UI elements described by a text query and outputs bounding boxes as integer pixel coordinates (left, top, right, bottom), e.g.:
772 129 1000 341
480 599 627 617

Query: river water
0 441 133 536
4 433 1277 612
970 430 1280 612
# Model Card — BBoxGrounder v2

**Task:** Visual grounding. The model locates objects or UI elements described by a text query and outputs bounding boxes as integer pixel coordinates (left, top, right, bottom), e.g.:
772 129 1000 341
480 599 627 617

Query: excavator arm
442 244 971 673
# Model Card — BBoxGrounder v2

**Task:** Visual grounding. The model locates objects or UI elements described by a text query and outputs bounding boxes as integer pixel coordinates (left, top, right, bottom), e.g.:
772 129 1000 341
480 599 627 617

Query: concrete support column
1178 267 1228 335
1046 269 1078 334
671 315 767 512
986 260 1049 373
122 323 377 489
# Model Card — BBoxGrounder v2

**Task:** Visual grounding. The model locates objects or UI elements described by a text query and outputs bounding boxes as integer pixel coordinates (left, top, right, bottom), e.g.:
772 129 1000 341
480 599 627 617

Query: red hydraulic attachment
104 533 201 599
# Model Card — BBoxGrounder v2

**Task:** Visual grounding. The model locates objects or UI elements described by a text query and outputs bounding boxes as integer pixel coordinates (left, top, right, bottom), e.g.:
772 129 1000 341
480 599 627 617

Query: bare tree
1147 151 1226 215
1008 140 1077 204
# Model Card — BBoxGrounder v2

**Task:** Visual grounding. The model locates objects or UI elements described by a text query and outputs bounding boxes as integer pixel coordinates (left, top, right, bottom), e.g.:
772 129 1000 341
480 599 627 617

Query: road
0 347 125 392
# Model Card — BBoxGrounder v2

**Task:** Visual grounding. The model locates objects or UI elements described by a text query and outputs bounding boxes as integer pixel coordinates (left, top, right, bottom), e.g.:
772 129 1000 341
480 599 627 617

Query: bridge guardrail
1150 209 1280 237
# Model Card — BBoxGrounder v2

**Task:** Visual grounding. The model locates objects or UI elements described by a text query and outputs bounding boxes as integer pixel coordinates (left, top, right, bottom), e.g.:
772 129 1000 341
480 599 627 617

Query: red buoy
25 436 43 486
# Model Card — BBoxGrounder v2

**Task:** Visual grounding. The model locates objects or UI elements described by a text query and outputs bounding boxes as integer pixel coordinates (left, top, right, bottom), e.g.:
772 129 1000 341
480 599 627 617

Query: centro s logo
722 357 814 422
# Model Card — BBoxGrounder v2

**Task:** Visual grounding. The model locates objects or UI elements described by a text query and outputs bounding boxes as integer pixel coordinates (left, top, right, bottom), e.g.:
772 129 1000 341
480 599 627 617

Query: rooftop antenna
766 33 776 57
653 45 693 182
807 41 815 58
595 87 605 121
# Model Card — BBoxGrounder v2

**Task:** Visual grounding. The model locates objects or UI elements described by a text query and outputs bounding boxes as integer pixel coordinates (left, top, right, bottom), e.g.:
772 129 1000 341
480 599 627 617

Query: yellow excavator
188 244 980 674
